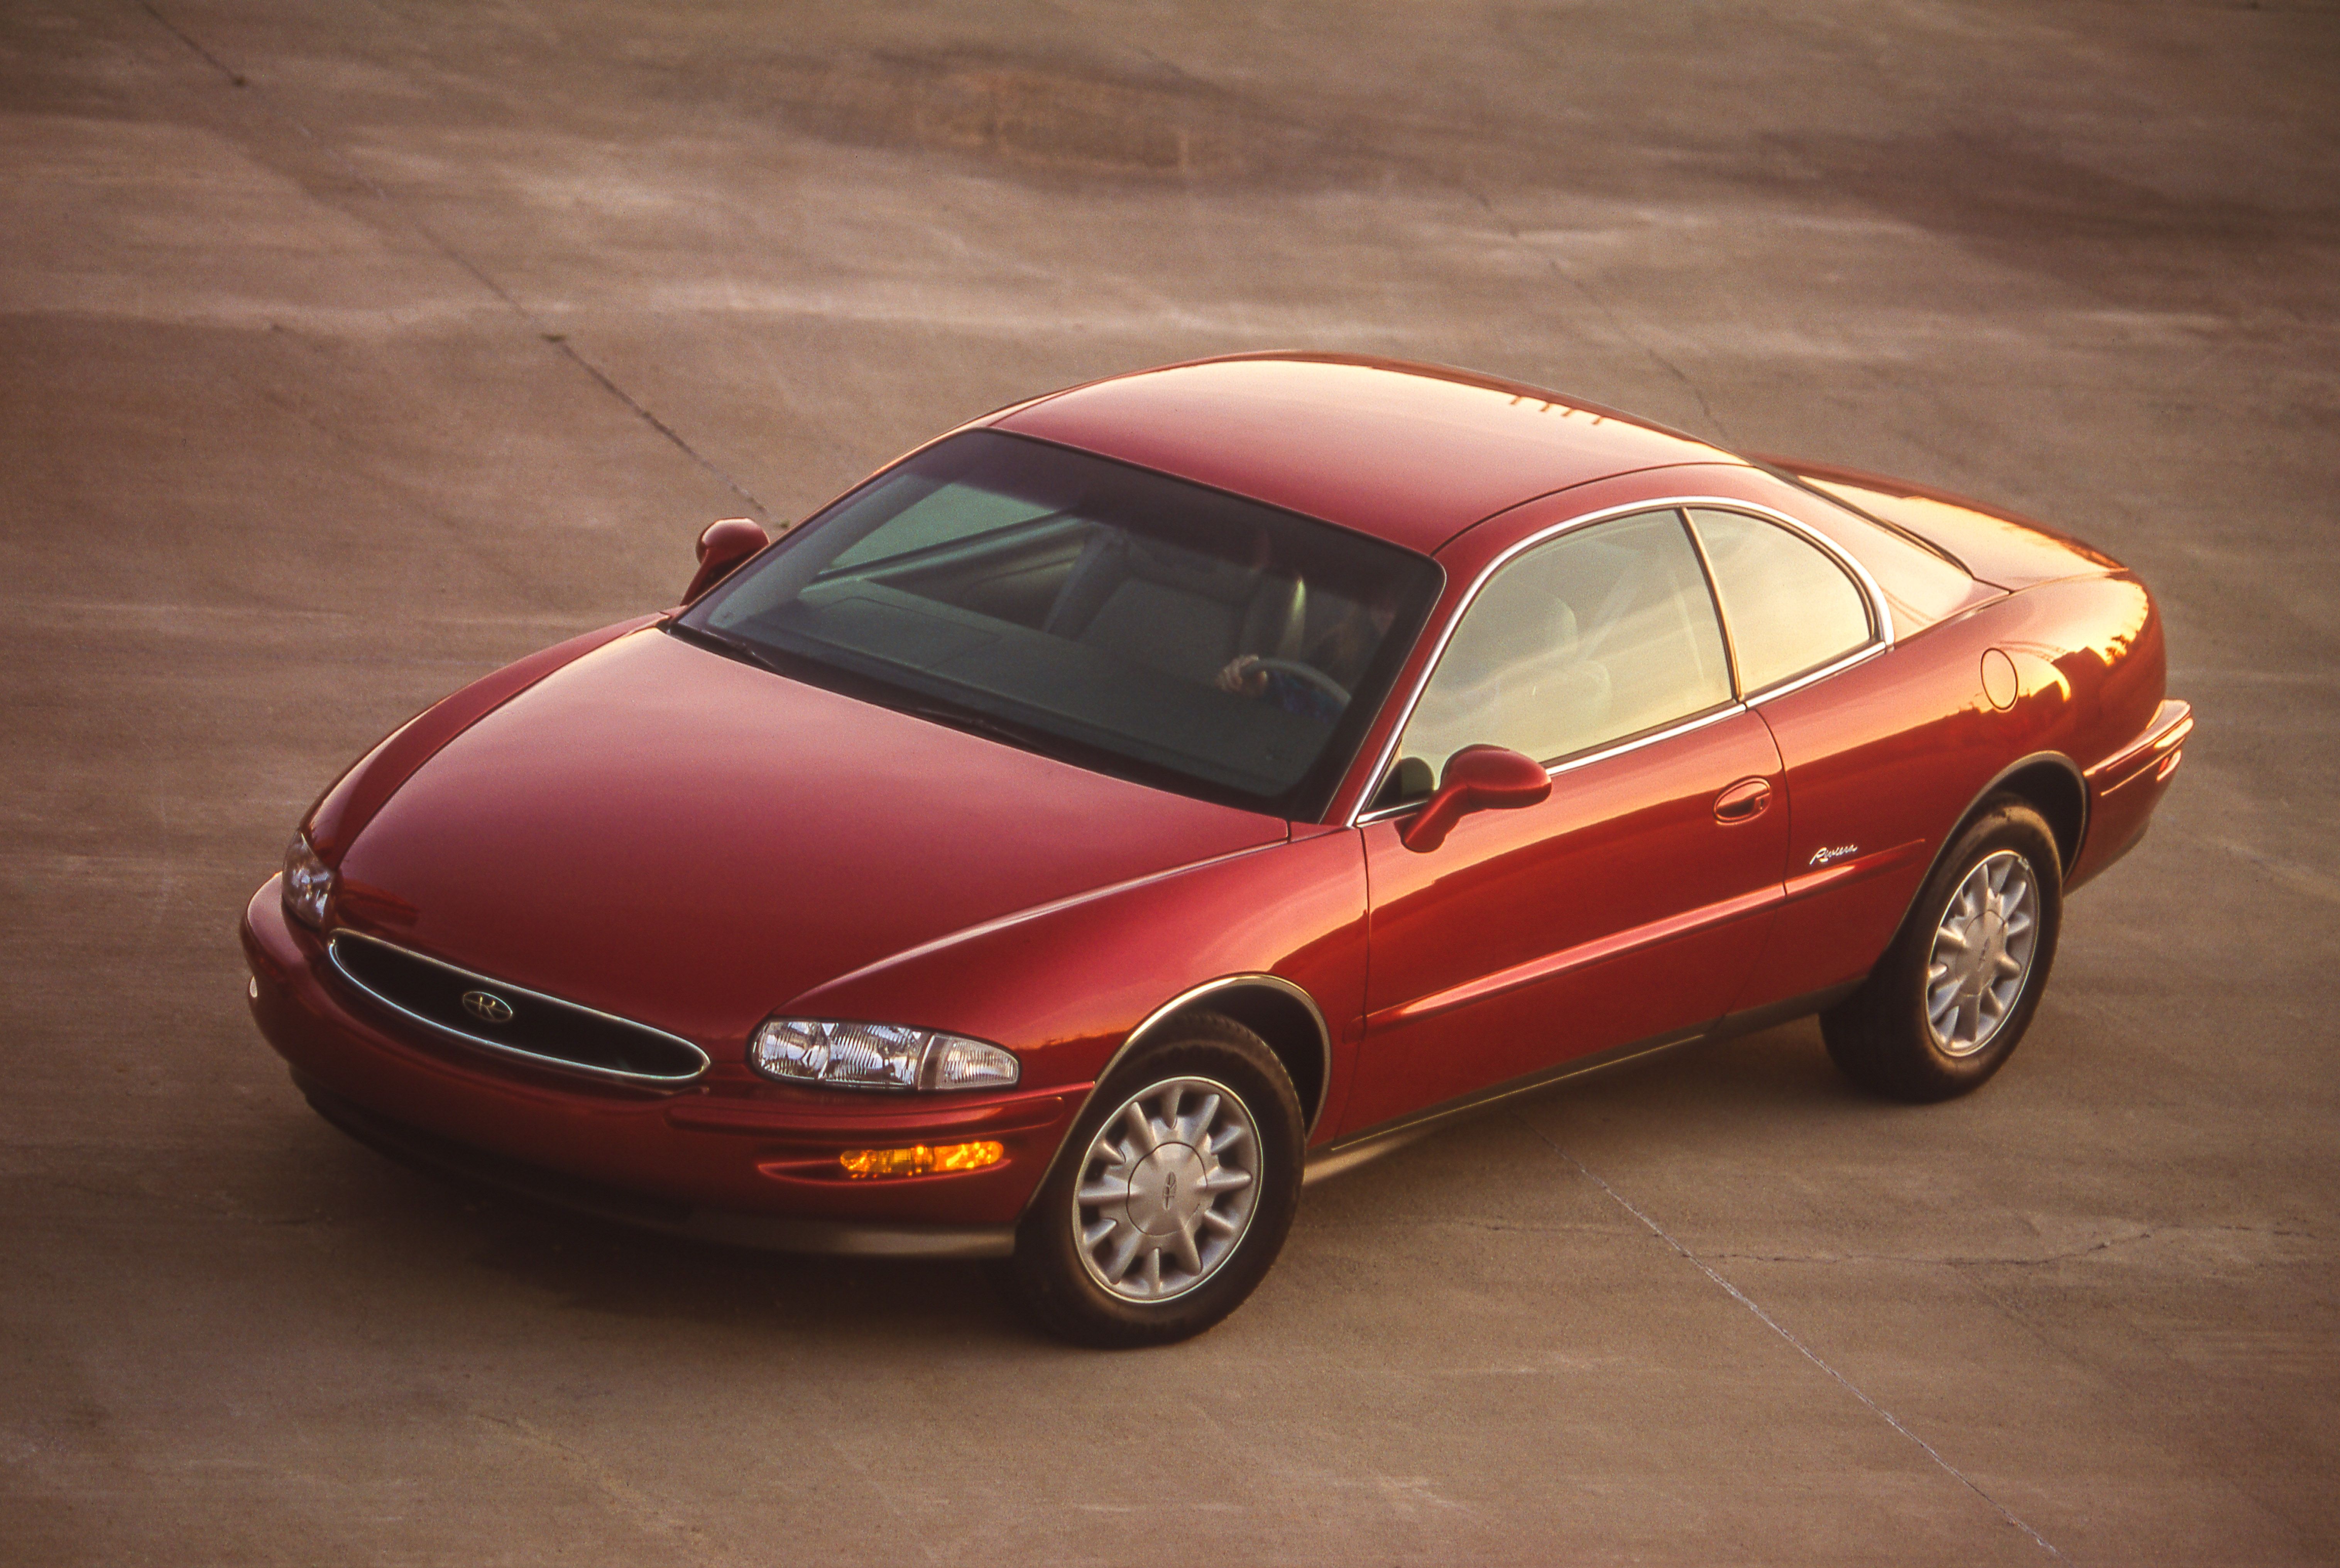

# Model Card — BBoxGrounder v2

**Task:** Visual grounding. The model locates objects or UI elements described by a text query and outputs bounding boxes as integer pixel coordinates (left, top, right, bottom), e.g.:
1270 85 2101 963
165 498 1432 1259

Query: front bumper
240 879 1085 1257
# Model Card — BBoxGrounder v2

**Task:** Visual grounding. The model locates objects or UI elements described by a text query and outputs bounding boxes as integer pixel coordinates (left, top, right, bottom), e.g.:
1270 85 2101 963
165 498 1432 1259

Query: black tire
1822 797 2063 1103
1006 1012 1303 1348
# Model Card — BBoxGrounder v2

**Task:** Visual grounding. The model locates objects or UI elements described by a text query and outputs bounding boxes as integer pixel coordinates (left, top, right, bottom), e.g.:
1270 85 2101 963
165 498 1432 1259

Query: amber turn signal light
838 1141 1005 1179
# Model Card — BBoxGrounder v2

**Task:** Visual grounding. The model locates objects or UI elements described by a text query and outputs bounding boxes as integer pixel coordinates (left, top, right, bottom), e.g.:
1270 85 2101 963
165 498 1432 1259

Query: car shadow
274 1018 1867 1347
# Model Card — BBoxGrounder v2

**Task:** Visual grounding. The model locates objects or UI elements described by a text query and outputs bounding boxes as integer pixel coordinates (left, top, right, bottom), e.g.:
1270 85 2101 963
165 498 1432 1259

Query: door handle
1713 777 1772 823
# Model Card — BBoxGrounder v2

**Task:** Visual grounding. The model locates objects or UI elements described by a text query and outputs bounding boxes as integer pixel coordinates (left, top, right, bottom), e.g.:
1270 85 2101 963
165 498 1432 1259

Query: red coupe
243 354 2190 1345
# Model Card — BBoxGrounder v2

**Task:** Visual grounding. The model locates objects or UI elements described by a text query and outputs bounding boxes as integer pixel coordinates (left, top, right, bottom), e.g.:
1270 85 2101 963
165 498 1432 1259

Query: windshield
678 430 1442 817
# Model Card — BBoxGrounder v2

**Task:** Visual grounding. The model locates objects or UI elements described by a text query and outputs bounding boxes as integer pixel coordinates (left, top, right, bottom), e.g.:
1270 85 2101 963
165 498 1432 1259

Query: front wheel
1823 797 2064 1102
1006 1012 1303 1347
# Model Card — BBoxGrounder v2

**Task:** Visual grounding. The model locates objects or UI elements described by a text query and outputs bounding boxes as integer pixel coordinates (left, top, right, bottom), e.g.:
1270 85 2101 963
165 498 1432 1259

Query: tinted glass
1688 508 1873 693
1786 481 1981 628
1394 510 1733 780
680 430 1442 817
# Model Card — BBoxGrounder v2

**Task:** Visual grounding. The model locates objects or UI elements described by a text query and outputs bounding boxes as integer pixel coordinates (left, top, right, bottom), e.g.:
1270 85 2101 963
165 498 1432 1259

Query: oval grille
327 932 709 1085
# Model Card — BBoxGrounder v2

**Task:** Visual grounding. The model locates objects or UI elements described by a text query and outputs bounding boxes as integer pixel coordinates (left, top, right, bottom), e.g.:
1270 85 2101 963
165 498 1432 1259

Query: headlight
749 1019 1020 1092
282 832 336 928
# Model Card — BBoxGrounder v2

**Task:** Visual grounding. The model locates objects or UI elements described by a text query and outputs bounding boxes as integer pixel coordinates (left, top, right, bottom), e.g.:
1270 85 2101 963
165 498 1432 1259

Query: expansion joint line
1517 1114 2063 1559
129 0 772 523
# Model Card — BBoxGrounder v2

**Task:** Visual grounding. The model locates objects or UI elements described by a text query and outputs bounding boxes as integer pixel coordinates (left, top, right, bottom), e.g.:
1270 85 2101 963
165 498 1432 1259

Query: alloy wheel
1924 849 2041 1057
1072 1076 1261 1303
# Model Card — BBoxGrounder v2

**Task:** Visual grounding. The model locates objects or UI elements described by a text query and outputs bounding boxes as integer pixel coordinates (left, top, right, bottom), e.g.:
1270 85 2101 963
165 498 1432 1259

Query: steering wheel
1244 658 1351 707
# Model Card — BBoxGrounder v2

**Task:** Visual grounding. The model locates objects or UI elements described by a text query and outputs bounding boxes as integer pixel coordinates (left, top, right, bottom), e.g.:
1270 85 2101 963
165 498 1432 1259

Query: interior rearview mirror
683 517 771 604
1398 744 1550 853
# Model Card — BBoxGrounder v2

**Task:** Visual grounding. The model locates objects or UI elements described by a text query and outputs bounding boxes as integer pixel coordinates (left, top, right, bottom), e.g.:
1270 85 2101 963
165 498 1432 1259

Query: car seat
1043 528 1306 685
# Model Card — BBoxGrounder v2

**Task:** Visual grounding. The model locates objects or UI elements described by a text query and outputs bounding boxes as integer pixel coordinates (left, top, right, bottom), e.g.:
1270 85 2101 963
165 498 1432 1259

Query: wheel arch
1986 753 2088 877
1013 974 1332 1229
1888 751 2085 954
1112 975 1332 1140
1068 974 1332 1140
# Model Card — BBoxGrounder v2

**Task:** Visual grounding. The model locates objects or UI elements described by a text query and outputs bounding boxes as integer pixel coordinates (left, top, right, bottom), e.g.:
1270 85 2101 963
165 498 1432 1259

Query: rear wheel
1006 1013 1302 1347
1823 798 2063 1102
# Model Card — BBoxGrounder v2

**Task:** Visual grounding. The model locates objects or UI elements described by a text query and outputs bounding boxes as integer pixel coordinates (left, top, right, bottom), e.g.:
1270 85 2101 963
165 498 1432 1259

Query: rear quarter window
1787 482 1997 629
1689 509 1875 694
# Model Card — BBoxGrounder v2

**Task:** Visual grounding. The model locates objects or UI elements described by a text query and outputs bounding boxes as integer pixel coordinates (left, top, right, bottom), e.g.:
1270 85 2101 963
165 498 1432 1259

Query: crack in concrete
1713 1225 2317 1268
131 0 244 85
127 0 773 524
1714 1231 2157 1267
472 1414 721 1563
35 1174 327 1226
1309 1217 1622 1244
1456 178 1730 441
2199 833 2340 907
1517 1114 2064 1560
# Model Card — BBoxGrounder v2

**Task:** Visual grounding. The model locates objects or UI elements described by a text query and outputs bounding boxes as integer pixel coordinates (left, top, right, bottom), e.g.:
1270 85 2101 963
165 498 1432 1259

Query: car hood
333 627 1287 1046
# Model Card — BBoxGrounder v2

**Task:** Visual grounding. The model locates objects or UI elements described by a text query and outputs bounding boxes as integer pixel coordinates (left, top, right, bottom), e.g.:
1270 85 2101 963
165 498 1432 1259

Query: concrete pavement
3 1 2336 1561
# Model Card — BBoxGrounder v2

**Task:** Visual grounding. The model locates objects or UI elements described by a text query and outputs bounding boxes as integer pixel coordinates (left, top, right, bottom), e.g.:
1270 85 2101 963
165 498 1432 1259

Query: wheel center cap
1126 1143 1208 1237
1959 912 2007 990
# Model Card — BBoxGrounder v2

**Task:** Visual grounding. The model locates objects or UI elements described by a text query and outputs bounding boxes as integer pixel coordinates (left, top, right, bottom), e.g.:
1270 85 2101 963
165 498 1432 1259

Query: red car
243 354 2190 1345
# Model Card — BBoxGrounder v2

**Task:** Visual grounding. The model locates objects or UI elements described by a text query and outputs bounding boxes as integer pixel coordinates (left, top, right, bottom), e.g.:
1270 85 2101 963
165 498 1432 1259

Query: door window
1393 510 1733 781
1687 508 1874 694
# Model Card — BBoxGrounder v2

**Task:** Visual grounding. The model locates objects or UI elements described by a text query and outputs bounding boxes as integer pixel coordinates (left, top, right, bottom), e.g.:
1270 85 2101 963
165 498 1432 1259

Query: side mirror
1398 744 1550 853
683 518 771 604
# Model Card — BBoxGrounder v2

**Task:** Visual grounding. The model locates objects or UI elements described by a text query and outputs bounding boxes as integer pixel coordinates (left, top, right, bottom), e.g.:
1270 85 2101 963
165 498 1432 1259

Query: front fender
783 828 1369 1145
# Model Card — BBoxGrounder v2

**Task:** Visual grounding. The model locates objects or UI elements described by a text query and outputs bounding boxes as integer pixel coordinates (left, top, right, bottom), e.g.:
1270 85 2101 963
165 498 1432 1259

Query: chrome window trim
1679 506 1743 698
326 929 712 1088
1352 699 1753 825
1681 501 1897 700
1742 638 1890 707
1684 500 1897 649
1342 495 1895 826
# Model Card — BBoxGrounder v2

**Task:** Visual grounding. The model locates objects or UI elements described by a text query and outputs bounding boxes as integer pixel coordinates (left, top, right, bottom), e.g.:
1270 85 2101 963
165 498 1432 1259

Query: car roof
989 353 1743 555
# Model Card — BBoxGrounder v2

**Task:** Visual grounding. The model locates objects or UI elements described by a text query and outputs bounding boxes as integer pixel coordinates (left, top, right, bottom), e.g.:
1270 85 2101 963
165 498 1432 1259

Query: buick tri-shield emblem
460 989 515 1025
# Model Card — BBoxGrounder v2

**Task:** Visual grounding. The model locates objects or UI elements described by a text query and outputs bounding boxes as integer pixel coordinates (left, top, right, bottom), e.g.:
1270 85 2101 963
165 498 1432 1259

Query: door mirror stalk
1398 745 1551 852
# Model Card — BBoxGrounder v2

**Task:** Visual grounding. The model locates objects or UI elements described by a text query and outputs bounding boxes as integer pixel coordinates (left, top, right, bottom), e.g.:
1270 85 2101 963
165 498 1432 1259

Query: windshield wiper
908 704 1046 751
665 619 792 677
672 623 1045 754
